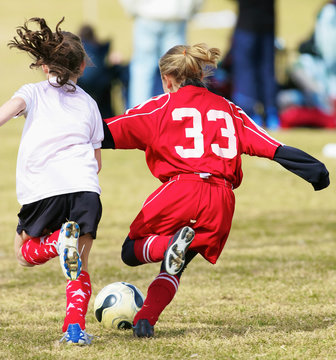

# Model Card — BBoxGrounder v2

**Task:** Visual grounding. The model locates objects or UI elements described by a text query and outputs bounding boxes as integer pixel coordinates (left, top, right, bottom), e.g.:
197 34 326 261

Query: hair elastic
182 49 186 56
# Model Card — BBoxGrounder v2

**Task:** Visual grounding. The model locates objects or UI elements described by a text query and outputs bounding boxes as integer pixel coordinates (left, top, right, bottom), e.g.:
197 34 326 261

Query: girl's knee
14 233 34 267
121 237 142 266
15 249 34 267
78 234 93 272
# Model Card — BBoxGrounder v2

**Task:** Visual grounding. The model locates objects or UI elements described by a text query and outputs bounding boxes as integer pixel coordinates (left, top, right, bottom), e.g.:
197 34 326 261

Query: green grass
1 123 336 359
1 1 336 359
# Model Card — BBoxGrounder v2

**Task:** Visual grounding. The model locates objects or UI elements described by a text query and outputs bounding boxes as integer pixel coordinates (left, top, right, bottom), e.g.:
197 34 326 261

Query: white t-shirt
12 78 104 205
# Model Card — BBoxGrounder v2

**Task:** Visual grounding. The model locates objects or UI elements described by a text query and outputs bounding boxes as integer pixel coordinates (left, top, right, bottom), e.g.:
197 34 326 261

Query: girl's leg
17 226 93 342
16 230 60 267
133 250 198 338
15 231 32 267
18 221 82 281
122 226 194 271
121 234 171 266
62 234 93 332
60 191 100 344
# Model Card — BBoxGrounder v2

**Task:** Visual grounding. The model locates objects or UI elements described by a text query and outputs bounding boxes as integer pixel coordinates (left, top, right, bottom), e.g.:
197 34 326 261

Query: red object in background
280 106 336 129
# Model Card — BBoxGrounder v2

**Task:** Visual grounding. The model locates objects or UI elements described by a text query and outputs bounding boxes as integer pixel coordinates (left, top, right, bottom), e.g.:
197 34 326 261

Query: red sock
133 272 179 326
21 230 60 265
133 235 171 263
63 271 91 332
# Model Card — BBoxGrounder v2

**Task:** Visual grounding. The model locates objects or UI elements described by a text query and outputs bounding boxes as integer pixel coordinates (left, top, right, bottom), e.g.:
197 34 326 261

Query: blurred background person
119 0 204 108
231 0 280 130
277 0 336 129
78 25 129 117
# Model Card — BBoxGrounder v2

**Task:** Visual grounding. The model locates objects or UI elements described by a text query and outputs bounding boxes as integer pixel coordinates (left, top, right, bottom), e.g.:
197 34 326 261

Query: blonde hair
159 43 221 85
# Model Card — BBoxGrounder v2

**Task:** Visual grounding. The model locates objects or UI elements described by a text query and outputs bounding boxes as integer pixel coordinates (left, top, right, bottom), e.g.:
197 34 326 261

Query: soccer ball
93 282 145 329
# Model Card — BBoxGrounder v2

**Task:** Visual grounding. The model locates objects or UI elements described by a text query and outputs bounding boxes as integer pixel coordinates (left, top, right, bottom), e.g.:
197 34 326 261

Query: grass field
1 125 336 360
1 1 336 359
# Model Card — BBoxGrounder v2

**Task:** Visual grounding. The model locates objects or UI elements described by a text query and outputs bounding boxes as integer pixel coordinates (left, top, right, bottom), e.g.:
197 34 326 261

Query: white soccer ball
94 281 145 329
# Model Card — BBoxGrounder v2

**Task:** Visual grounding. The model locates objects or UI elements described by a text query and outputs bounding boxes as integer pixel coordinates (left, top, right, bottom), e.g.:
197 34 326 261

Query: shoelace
59 330 94 345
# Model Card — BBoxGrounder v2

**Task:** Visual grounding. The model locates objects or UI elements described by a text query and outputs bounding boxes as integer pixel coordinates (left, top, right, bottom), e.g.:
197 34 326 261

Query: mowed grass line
1 121 336 359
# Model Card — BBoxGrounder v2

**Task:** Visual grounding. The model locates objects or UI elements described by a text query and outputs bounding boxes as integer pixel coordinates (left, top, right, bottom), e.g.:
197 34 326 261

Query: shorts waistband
169 173 233 189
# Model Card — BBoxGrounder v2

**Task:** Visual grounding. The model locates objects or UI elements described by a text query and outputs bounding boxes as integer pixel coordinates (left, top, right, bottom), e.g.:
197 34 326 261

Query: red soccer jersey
105 85 282 189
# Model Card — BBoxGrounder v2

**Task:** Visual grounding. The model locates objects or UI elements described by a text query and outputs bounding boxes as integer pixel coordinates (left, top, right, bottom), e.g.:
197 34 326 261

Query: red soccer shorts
129 174 235 264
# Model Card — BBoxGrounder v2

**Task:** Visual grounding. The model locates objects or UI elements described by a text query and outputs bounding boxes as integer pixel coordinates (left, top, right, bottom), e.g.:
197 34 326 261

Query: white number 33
172 108 237 159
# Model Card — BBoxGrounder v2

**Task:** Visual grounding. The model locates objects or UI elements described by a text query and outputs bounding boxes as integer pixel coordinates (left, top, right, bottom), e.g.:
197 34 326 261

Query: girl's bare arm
0 97 26 127
95 148 102 174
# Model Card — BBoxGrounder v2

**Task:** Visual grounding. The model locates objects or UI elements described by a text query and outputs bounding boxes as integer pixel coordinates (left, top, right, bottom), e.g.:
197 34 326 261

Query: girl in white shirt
0 17 104 345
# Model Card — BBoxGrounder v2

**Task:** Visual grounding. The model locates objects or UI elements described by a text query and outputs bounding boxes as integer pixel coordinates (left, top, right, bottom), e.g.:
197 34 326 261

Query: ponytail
159 43 221 85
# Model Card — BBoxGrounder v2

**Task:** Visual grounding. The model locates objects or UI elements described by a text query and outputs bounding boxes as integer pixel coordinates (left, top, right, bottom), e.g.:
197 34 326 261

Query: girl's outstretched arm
273 145 330 191
0 97 26 126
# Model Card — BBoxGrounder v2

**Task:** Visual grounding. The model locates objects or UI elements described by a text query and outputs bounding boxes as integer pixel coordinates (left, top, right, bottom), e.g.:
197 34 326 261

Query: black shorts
17 191 102 239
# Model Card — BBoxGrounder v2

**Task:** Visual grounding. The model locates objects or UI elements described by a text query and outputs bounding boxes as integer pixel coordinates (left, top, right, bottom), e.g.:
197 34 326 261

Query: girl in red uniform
103 43 329 337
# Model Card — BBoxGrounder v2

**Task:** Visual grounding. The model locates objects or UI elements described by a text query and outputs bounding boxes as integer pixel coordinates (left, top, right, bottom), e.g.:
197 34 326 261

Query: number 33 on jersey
105 85 282 189
172 107 237 159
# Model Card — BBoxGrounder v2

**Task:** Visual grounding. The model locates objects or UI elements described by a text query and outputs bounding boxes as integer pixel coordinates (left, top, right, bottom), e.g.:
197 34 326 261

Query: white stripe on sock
146 235 157 263
154 272 179 292
143 236 154 263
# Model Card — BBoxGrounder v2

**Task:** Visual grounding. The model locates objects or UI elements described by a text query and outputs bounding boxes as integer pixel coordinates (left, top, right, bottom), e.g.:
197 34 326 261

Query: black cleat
133 319 154 338
163 226 195 275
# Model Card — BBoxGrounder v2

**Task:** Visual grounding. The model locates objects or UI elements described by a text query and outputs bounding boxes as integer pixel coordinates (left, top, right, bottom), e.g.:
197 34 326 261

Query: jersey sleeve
104 112 153 151
102 120 115 149
273 145 330 190
89 99 104 149
104 94 169 150
11 83 34 117
229 101 282 159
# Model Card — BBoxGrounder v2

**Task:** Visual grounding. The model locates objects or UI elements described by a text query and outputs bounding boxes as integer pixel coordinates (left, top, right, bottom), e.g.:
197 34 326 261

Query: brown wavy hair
8 17 86 91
